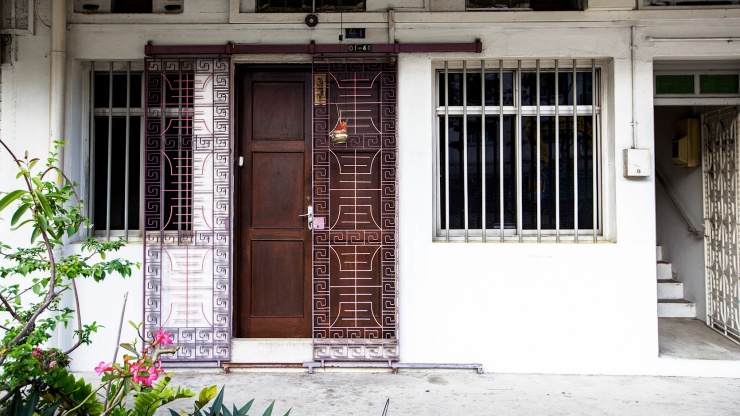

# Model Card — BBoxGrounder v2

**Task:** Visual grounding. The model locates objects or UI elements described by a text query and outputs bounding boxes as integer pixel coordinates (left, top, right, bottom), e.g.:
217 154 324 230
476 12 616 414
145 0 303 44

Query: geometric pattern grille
312 58 399 361
143 57 231 362
702 106 740 344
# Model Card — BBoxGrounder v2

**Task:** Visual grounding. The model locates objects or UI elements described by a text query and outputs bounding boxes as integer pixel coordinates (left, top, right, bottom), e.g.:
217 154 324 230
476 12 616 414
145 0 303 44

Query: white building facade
1 0 739 377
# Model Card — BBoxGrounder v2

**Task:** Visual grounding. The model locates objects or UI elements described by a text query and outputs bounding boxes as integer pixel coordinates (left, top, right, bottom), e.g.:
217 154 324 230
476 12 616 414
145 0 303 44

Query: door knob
299 205 313 230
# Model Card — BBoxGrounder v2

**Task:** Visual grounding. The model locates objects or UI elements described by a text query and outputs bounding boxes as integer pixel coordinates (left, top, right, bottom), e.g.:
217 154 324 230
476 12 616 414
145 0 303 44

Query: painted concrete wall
1 0 740 376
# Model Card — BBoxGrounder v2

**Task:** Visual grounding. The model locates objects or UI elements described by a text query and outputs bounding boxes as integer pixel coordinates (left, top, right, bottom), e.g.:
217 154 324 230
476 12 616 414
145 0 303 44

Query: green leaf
33 189 54 218
21 388 40 416
236 400 254 416
11 202 31 225
10 218 34 230
31 177 43 188
37 214 48 232
261 401 275 416
0 190 26 213
195 385 218 410
119 343 139 355
40 401 62 416
30 226 41 243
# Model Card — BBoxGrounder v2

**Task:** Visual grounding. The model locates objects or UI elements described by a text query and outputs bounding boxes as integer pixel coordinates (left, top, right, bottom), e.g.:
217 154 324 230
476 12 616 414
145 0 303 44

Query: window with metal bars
256 0 365 12
466 0 584 10
435 60 601 242
90 62 143 239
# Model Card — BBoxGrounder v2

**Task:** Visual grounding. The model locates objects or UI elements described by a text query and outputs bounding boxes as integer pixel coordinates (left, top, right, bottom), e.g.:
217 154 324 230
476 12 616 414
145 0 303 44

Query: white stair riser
658 302 697 318
656 246 664 262
657 282 684 299
657 263 673 280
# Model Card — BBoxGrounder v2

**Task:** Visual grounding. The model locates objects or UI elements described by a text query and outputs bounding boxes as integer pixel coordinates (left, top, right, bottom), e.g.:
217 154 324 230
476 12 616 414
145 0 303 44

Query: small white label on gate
314 217 325 230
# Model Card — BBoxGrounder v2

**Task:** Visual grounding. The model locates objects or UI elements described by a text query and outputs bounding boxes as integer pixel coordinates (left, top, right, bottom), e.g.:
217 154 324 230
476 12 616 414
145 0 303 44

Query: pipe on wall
49 0 67 165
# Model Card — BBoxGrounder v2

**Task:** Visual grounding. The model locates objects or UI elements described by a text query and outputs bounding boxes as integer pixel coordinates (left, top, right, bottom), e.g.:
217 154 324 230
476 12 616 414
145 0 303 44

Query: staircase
657 246 697 318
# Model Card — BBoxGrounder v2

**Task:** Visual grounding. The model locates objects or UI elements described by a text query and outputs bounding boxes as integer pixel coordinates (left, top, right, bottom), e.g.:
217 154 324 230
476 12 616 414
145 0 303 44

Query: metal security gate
311 58 399 361
703 106 740 344
143 57 232 362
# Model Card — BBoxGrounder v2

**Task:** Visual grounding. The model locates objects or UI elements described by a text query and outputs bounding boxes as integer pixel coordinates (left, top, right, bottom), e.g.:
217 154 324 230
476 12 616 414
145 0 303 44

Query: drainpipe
50 0 67 165
630 25 637 149
49 0 67 352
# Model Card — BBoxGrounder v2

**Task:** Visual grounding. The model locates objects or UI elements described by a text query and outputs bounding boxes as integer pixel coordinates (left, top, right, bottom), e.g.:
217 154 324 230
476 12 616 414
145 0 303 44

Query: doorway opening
653 60 740 358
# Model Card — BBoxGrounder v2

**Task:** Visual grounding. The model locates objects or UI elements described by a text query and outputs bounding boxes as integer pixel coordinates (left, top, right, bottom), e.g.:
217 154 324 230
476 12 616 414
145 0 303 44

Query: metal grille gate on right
311 58 399 361
702 106 740 344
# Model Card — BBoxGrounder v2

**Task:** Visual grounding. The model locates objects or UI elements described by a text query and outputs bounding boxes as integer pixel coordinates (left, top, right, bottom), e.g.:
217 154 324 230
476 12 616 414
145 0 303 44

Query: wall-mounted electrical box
672 118 700 167
623 148 651 177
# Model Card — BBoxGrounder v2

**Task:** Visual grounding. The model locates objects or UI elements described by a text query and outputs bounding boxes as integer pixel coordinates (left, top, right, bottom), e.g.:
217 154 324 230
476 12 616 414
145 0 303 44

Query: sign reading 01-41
348 44 371 53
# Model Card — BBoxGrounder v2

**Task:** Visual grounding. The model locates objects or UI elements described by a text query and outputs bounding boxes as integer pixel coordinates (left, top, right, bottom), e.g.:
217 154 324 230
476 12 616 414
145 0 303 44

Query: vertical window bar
536 60 542 242
463 61 469 242
481 60 486 242
89 62 96 238
555 60 561 243
178 71 183 234
444 62 450 242
160 70 166 235
591 59 598 242
124 62 131 240
499 60 504 242
106 62 113 240
516 60 523 242
572 60 579 242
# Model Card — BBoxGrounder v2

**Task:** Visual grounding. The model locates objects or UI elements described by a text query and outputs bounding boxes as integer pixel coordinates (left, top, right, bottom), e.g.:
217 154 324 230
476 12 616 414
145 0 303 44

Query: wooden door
236 68 312 338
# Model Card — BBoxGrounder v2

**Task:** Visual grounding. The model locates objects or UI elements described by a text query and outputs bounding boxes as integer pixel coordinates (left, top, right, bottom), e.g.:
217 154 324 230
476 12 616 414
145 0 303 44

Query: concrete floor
659 318 740 360
105 370 739 416
76 318 740 415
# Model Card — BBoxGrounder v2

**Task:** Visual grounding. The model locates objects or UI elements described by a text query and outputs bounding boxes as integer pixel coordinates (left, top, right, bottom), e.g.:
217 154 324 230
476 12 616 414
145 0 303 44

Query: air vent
1 0 33 35
647 0 739 5
74 0 183 13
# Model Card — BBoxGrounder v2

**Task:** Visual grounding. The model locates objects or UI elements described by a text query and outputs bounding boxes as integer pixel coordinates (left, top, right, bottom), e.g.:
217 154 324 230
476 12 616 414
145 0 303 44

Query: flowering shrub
0 140 138 413
0 142 291 415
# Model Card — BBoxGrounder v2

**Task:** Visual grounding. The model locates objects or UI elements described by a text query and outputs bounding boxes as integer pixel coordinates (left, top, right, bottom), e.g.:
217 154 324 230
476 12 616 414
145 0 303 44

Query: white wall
2 0 740 375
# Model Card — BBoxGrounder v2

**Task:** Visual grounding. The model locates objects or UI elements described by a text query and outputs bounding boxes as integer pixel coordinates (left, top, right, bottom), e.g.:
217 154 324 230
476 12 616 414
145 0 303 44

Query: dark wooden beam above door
144 40 483 56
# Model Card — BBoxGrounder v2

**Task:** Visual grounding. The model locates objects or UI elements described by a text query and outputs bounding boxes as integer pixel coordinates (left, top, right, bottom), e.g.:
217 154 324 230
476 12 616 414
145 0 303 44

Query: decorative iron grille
312 58 399 361
144 57 231 362
703 107 740 344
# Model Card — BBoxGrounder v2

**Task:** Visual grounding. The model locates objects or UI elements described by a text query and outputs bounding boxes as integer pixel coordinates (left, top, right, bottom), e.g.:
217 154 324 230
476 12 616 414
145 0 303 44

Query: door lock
299 205 313 230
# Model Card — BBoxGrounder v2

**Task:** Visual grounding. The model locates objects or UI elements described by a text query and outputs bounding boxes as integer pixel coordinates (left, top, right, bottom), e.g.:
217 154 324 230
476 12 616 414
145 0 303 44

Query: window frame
87 61 145 240
433 59 603 243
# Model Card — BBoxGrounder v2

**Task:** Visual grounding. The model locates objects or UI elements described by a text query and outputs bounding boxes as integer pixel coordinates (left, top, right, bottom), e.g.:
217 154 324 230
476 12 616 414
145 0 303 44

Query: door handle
299 205 313 230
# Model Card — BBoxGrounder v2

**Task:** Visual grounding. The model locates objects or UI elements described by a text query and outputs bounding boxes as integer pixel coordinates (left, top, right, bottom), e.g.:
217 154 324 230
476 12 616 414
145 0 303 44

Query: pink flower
143 367 159 386
49 361 57 368
31 348 42 358
131 365 158 387
153 329 173 346
94 361 114 375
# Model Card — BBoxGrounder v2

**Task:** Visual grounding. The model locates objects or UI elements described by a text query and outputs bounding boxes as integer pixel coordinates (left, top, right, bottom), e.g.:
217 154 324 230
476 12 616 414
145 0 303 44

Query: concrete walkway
83 370 740 415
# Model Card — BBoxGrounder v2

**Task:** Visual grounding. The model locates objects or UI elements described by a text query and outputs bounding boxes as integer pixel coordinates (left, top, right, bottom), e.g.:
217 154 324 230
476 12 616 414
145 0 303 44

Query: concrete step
658 299 697 318
657 261 674 280
657 279 685 299
656 245 664 262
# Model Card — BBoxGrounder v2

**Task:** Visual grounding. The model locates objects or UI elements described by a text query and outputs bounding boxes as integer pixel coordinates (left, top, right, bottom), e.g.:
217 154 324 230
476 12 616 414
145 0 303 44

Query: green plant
0 139 138 411
0 140 292 415
170 386 290 416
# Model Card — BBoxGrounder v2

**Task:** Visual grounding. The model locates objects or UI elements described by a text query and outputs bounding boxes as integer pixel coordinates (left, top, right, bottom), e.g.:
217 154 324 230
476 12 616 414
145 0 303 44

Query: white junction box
623 148 651 177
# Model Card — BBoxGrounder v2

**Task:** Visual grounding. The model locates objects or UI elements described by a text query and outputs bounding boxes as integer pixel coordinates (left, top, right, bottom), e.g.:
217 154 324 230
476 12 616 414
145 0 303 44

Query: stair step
657 279 684 299
657 262 673 280
656 246 664 262
658 299 697 318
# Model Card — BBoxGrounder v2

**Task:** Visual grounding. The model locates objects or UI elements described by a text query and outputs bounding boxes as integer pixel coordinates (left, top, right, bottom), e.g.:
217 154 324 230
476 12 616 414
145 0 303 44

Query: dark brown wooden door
236 68 312 338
